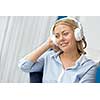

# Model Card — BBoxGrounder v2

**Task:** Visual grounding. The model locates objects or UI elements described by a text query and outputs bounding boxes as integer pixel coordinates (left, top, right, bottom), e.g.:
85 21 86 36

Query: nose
59 35 64 41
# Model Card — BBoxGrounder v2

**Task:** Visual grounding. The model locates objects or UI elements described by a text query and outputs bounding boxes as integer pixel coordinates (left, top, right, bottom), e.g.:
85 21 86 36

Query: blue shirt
18 50 97 83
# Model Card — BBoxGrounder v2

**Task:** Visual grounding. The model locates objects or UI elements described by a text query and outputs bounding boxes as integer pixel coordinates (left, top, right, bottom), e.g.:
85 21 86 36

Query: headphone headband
56 17 82 32
50 16 84 42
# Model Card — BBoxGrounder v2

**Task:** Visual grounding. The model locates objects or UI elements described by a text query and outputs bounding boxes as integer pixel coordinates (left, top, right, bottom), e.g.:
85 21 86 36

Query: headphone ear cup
74 28 83 41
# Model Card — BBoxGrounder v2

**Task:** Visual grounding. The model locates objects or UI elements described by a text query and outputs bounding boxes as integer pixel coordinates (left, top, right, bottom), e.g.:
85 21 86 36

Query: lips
59 41 69 47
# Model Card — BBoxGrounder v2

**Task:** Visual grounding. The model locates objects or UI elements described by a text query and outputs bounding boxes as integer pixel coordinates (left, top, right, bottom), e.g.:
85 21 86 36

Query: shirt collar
68 54 87 70
76 54 87 65
50 51 62 58
50 51 87 70
61 54 87 70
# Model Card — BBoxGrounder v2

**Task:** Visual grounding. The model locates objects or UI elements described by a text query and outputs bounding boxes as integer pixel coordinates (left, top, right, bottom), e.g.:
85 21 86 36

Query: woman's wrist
43 41 51 50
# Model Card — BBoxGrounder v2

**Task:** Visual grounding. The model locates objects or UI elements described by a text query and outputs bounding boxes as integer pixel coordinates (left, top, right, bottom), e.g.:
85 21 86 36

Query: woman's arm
18 37 61 72
18 37 53 72
23 37 53 62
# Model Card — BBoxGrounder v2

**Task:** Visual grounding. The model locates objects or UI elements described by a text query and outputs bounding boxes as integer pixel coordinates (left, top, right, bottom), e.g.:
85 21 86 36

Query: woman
18 17 97 83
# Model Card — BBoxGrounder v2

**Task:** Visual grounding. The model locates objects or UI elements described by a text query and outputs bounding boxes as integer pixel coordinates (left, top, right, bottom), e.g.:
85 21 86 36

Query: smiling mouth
60 42 69 47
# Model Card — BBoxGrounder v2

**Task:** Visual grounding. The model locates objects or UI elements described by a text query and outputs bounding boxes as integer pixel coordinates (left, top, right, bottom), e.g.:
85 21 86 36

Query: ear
51 35 58 45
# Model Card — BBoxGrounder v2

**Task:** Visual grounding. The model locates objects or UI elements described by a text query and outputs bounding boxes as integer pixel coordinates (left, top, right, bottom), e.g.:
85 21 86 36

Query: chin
61 47 70 53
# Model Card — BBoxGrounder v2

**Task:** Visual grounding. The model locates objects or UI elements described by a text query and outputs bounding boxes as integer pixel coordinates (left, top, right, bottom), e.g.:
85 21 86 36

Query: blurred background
0 16 100 83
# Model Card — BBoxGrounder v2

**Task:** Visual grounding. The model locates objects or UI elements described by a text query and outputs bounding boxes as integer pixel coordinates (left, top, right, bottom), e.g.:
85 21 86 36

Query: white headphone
50 17 84 45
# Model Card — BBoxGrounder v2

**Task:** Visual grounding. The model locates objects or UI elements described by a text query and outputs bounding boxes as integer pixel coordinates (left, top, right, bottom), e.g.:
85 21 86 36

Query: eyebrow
55 30 69 35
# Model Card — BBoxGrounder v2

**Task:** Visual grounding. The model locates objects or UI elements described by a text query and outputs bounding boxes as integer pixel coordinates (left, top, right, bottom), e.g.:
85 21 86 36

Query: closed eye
63 31 69 36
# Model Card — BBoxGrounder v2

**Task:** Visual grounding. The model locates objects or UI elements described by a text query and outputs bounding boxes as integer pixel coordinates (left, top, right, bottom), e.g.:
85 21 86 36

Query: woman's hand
46 36 61 52
46 36 54 48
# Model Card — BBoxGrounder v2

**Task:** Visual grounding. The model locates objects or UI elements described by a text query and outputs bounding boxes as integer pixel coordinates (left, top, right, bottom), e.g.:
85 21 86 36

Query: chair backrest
96 61 100 83
30 72 43 83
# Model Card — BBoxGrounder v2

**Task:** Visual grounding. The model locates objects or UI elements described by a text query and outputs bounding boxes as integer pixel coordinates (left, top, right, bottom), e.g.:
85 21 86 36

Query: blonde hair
53 19 87 55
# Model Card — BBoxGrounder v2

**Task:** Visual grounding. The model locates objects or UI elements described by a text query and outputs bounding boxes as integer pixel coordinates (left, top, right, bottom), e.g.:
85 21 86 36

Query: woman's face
54 24 77 53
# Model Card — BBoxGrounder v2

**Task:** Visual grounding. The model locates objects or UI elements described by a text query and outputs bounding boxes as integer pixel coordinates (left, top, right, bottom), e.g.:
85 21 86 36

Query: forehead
54 24 73 33
53 20 77 30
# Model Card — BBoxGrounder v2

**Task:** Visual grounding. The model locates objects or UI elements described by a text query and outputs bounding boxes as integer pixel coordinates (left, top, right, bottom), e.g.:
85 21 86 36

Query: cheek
56 33 76 44
66 35 77 47
65 34 74 41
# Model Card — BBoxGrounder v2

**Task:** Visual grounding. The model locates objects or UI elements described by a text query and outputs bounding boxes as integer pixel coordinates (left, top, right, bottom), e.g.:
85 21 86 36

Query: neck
59 50 81 69
60 50 81 62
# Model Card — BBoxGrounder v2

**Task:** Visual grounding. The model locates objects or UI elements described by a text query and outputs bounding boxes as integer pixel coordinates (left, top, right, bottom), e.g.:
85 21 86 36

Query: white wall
80 16 100 62
0 16 57 82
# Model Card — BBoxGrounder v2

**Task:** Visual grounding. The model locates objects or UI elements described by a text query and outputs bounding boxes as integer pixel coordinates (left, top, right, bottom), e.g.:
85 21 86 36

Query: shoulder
78 54 97 71
83 55 96 66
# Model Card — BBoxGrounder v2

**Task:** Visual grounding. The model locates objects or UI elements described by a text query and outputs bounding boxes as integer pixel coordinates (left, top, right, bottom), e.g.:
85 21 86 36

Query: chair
96 62 100 83
30 72 43 83
57 16 67 20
